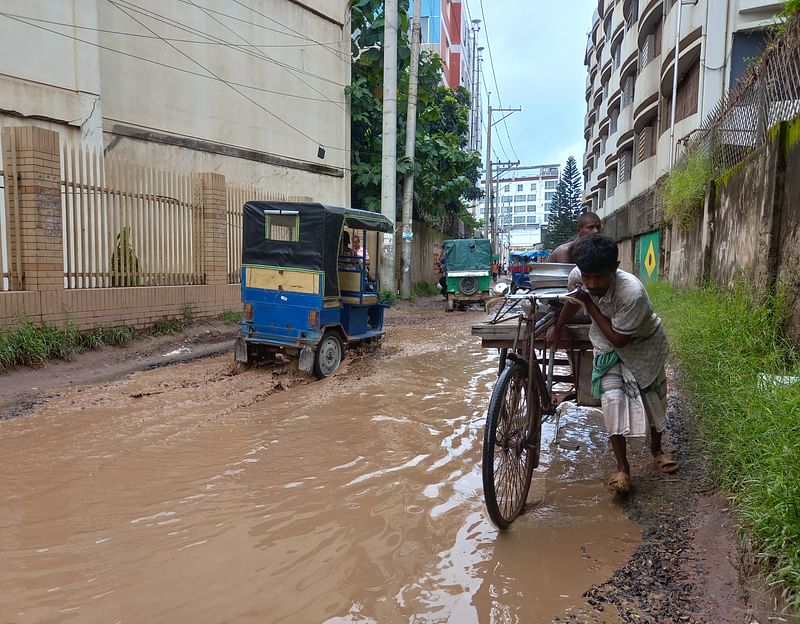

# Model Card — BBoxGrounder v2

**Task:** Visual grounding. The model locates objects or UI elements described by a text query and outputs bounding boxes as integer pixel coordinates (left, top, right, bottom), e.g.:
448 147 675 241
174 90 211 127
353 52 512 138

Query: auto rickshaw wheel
313 332 343 378
458 277 478 295
482 362 536 530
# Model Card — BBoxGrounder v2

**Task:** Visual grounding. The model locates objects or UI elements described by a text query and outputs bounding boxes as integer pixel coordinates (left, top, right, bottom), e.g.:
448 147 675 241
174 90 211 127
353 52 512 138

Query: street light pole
669 0 698 168
379 0 398 292
470 19 481 151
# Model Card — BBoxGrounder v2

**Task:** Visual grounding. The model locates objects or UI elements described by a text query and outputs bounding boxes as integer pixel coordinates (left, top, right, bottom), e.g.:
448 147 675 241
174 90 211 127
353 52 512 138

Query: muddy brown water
0 309 640 623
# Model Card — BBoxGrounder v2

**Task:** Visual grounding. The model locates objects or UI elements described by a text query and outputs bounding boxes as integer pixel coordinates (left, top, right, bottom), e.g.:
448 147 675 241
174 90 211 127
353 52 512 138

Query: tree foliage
347 0 483 225
542 156 583 250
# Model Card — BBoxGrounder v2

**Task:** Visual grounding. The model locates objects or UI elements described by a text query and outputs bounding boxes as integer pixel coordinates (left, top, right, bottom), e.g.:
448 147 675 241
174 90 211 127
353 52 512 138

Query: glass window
527 194 536 201
503 184 510 192
545 180 557 189
513 216 525 224
543 214 549 223
545 191 555 200
527 216 538 224
513 206 526 213
514 194 526 202
516 184 523 191
527 205 536 212
530 183 537 191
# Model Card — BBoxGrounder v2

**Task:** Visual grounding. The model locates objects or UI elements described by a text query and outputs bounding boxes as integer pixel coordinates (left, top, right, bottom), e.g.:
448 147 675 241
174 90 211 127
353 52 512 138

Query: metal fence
61 147 204 289
680 15 800 176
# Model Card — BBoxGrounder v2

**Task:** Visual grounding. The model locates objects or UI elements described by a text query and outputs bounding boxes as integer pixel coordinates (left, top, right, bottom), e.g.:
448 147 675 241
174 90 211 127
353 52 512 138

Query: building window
543 214 549 223
513 216 526 224
621 75 635 108
610 107 620 134
613 43 622 69
545 191 555 200
636 123 656 163
544 180 557 189
514 206 526 213
530 183 537 191
514 194 526 202
607 168 617 198
527 205 536 212
527 215 538 224
503 184 510 192
527 194 536 201
516 184 523 192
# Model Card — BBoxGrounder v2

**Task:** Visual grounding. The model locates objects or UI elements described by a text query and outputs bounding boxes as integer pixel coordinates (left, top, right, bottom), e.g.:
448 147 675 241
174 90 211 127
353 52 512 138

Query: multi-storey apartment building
582 0 782 276
475 164 561 254
419 0 482 150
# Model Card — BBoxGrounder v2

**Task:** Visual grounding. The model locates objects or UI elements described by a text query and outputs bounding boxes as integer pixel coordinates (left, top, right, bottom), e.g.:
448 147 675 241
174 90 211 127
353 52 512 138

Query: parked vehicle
508 249 550 293
442 238 492 312
234 201 394 378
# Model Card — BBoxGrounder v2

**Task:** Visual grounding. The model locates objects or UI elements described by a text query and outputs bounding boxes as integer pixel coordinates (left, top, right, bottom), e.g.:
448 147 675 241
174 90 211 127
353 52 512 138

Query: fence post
1 126 64 291
192 172 227 285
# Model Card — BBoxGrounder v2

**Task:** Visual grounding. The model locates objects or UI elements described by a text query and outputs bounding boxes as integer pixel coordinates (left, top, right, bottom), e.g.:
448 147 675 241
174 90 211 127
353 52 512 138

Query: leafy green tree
542 156 583 250
347 0 483 225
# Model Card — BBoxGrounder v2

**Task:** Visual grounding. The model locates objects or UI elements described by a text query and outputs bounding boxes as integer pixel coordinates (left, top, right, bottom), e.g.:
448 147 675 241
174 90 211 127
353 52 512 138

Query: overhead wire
182 0 346 112
110 0 347 87
0 12 345 47
106 0 346 152
0 13 344 104
477 0 520 162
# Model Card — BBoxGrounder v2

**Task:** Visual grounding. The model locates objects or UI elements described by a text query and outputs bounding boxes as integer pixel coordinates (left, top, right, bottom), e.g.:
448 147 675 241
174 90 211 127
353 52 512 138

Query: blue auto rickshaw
234 201 394 378
509 249 550 293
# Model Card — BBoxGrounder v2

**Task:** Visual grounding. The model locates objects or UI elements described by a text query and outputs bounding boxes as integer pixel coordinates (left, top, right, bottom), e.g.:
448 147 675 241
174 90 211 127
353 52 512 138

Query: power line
0 11 345 48
478 0 520 162
112 0 347 87
227 0 347 61
107 0 345 152
182 0 346 112
0 13 344 104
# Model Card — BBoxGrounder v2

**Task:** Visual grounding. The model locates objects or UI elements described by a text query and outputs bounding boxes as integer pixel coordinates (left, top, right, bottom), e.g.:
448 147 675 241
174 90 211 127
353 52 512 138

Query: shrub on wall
659 148 711 230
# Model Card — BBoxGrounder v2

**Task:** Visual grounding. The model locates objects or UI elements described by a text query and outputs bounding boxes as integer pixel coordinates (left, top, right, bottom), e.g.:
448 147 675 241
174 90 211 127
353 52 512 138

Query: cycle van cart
471 263 599 529
234 201 394 378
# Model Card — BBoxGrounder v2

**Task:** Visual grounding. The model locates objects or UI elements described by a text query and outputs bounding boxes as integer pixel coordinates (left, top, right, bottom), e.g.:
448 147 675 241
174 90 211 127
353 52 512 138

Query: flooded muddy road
0 303 643 623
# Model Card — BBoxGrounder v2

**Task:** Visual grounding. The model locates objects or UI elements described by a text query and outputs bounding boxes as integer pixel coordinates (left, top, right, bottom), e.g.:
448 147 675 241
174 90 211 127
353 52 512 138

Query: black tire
313 332 343 378
498 348 508 376
459 276 478 295
482 362 539 530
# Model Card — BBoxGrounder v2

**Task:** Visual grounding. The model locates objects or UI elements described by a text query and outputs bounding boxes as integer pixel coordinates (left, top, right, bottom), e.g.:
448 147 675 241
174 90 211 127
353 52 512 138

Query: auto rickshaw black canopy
242 201 394 297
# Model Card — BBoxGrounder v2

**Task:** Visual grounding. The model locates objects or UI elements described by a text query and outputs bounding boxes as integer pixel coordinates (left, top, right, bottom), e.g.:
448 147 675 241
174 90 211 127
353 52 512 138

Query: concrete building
475 164 561 254
0 0 351 204
419 0 482 149
582 0 782 274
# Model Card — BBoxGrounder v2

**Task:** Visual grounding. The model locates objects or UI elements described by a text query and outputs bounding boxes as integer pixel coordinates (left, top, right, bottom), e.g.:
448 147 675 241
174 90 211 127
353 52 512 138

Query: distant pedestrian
491 259 499 281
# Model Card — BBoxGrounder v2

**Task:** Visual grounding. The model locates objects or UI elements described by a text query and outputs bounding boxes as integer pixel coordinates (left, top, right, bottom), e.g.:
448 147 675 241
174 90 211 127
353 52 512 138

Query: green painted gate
638 230 660 282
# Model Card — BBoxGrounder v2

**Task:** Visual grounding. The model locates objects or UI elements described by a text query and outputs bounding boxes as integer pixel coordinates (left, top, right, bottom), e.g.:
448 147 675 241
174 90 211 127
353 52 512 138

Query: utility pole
470 19 481 151
475 47 484 153
400 0 421 298
483 103 493 241
490 160 519 257
379 0 398 292
483 106 521 248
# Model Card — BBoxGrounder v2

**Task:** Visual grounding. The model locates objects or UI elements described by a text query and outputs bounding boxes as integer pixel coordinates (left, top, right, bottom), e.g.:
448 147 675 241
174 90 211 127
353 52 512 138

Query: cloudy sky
465 0 598 171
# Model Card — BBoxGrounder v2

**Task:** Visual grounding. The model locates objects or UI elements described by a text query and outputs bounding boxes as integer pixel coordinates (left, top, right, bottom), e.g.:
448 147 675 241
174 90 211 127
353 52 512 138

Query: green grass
648 281 800 610
659 147 711 230
0 321 134 371
410 281 440 298
151 305 196 336
221 309 243 324
379 288 399 306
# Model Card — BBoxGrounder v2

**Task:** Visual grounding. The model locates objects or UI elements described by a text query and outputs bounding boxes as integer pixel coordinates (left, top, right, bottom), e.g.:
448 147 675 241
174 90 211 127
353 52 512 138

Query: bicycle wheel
482 362 536 530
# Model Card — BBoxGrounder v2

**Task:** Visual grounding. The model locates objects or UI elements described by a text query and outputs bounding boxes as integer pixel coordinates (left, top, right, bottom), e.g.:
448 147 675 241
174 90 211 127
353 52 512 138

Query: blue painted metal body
510 250 549 291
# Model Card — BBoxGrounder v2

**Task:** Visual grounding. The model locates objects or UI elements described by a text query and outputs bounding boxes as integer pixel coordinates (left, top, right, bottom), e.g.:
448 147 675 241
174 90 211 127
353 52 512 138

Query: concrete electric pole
379 0 398 293
400 0 422 298
483 106 521 250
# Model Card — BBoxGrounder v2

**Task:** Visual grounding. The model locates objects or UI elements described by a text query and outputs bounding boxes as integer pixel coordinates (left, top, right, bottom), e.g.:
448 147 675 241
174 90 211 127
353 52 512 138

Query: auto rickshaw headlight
243 303 253 322
308 310 318 328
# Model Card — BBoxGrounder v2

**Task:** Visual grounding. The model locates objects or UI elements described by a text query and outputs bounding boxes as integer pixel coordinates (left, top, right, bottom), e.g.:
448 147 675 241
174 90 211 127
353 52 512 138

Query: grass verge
648 280 800 611
0 321 134 371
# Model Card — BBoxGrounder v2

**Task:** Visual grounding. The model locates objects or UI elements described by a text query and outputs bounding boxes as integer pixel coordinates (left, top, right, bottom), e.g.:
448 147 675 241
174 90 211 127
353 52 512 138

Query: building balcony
633 52 661 119
661 0 706 61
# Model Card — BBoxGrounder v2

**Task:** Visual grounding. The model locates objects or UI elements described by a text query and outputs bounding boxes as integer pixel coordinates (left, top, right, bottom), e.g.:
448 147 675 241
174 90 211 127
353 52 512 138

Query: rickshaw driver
547 212 602 263
546 234 679 495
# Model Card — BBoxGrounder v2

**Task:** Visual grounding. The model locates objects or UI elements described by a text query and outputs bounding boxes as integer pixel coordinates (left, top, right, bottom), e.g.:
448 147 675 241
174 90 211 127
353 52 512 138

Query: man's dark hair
577 212 601 227
574 234 618 274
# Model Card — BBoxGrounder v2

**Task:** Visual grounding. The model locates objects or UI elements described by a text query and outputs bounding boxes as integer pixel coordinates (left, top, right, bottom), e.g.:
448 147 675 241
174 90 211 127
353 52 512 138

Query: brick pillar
192 172 227 285
1 126 64 291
